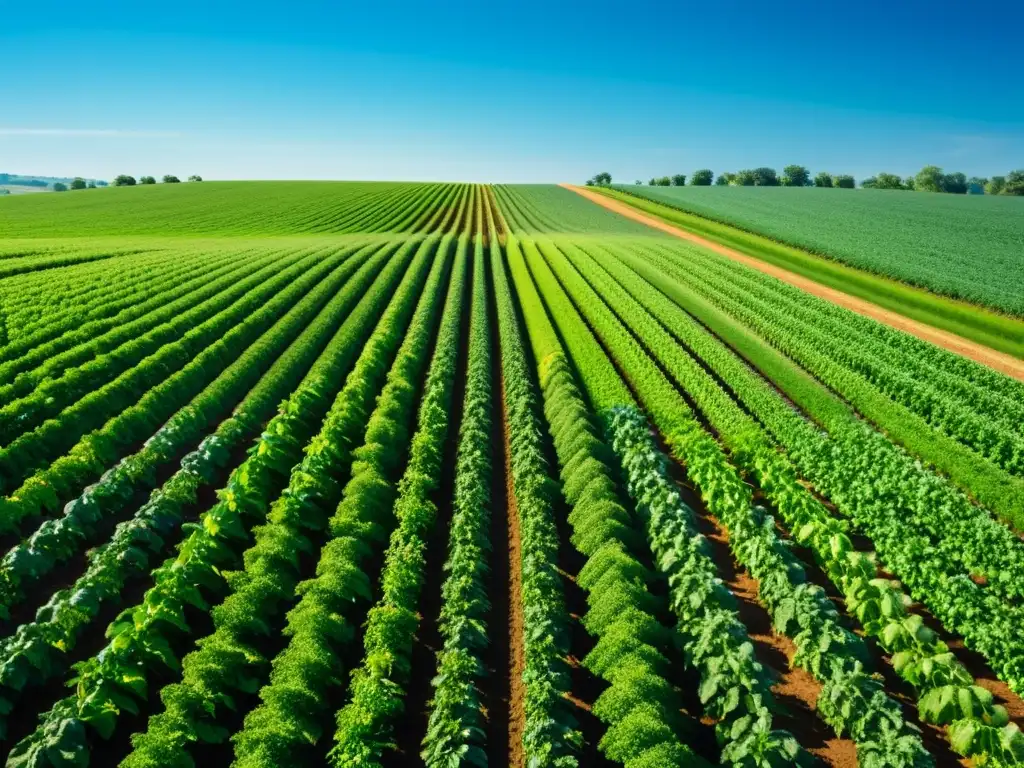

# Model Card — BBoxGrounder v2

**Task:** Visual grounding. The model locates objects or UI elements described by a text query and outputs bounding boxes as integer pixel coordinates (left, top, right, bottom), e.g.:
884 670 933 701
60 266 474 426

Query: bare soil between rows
498 380 527 768
562 184 1024 382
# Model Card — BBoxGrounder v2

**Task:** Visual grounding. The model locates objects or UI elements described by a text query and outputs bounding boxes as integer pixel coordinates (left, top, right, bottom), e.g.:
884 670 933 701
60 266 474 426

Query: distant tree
716 172 735 186
834 174 855 189
903 176 915 190
967 177 987 194
87 181 97 189
52 182 68 192
751 167 779 186
635 179 642 185
588 172 611 186
1004 170 1024 195
140 176 156 185
691 169 713 186
986 176 1006 195
96 180 109 187
874 173 905 190
69 177 87 190
814 172 833 188
734 169 757 186
162 175 181 183
113 174 137 187
781 165 810 186
914 165 944 193
941 172 968 194
861 176 878 189
188 175 203 182
671 174 686 186
648 178 657 186
585 179 594 186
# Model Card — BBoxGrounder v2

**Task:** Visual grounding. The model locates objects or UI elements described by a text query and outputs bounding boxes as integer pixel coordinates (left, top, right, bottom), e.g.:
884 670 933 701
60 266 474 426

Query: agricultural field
0 181 468 237
612 184 1024 317
0 180 1022 768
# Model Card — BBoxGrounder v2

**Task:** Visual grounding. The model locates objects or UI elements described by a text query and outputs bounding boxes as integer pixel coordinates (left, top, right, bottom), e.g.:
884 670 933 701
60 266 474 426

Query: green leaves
8 240 415 768
623 240 1024 703
918 684 1007 727
423 238 494 768
607 407 801 766
948 718 1024 763
184 237 446 768
329 240 466 766
488 236 580 767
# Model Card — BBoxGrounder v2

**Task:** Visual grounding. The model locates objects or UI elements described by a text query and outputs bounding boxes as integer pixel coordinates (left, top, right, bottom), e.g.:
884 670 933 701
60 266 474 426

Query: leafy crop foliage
1 182 1023 768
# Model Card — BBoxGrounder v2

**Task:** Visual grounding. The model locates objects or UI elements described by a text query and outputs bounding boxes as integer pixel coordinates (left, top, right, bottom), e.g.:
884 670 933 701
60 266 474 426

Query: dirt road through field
561 184 1024 382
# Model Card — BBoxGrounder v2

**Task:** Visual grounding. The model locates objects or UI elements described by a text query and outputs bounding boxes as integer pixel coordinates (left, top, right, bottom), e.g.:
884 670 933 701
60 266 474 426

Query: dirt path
494 379 526 768
561 184 1024 382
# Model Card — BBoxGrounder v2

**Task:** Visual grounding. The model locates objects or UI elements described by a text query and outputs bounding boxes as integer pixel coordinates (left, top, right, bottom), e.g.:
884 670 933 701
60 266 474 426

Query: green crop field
0 180 469 237
0 181 1022 768
614 184 1024 316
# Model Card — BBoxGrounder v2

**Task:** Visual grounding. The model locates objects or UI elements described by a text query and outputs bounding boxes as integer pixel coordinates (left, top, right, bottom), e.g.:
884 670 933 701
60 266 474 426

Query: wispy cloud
0 128 183 138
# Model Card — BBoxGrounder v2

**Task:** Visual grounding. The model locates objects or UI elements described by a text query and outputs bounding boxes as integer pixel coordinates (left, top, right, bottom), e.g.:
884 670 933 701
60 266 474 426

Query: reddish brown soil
696 511 860 768
501 381 527 768
562 183 1024 382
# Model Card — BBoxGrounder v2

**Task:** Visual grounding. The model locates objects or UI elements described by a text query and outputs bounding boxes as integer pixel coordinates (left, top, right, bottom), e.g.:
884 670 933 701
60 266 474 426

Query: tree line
53 174 203 192
53 178 99 192
587 166 1024 195
112 175 203 186
860 167 1023 195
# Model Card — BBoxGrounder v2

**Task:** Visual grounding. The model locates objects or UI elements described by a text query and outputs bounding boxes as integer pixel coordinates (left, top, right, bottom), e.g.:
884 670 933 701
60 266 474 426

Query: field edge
576 184 1024 361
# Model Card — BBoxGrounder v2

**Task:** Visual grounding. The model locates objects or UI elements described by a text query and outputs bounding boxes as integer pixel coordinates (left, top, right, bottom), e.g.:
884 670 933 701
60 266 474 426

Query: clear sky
2 0 1022 182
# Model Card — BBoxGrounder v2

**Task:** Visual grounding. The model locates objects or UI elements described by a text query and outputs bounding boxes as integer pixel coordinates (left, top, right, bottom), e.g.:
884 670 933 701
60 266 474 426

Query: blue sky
2 0 1022 182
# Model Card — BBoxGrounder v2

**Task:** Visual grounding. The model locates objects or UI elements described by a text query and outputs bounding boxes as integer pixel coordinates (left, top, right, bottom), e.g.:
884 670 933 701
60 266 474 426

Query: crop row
0 246 239 372
0 245 346 538
119 234 452 767
523 236 855 765
0 244 314 449
604 241 1024 690
5 237 429 767
0 241 384 621
421 235 494 766
491 231 581 765
227 234 463 767
493 185 653 236
1 247 219 344
644 238 1024 460
614 183 1024 316
560 238 1023 763
0 239 394 740
0 247 144 281
0 243 281 396
325 234 468 766
634 239 1024 516
507 236 708 766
